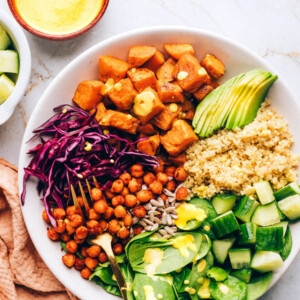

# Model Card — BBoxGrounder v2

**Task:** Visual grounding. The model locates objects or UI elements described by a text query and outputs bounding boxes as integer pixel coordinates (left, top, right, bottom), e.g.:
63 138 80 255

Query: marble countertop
1 0 300 299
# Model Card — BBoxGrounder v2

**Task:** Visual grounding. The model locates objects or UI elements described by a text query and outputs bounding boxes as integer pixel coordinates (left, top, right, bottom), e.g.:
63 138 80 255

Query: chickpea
86 220 102 235
47 227 60 241
121 186 130 197
93 199 108 214
149 180 163 195
175 186 189 201
103 206 114 220
88 208 100 220
119 172 131 185
132 205 147 218
75 225 88 240
128 178 141 193
68 213 83 228
156 172 169 185
143 172 156 186
62 253 76 268
153 158 165 174
117 227 130 239
130 164 144 178
77 196 84 207
136 189 153 203
165 165 176 177
90 188 103 201
112 243 124 255
66 240 78 254
74 257 85 271
122 213 133 228
133 224 144 235
166 180 177 192
108 219 121 234
54 219 66 233
60 232 71 242
52 207 66 220
42 210 50 224
65 220 76 235
111 195 125 207
105 189 115 200
84 257 98 270
174 167 188 182
160 193 168 202
81 267 92 279
66 205 79 216
111 179 124 193
124 194 138 207
98 252 108 263
98 219 108 231
114 205 127 219
87 245 101 258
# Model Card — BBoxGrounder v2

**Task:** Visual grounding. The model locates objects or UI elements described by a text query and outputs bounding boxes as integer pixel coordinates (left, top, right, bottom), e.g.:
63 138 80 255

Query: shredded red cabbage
21 105 158 222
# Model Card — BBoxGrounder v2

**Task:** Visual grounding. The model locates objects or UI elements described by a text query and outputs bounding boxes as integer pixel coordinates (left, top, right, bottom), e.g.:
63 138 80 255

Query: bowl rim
7 0 110 41
0 9 31 125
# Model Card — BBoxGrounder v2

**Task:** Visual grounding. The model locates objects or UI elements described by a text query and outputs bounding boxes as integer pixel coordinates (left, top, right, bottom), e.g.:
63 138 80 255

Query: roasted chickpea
111 195 125 207
60 232 71 242
105 189 115 200
90 188 103 201
128 178 141 193
174 167 188 182
88 208 100 220
130 164 144 178
153 158 165 174
119 172 131 185
143 172 156 186
132 205 147 218
121 186 130 197
108 219 121 234
156 172 169 185
159 193 168 202
80 247 88 258
93 199 108 214
114 205 127 219
66 240 78 254
65 220 76 235
52 207 66 220
68 213 83 228
117 227 130 239
47 227 60 241
80 267 92 279
87 245 101 258
103 206 114 220
98 219 108 231
42 210 51 224
175 186 189 201
74 257 85 271
54 219 66 233
133 224 143 235
111 179 124 193
85 257 98 270
66 205 79 216
124 194 138 207
123 213 133 228
136 189 153 203
98 252 108 263
75 225 88 240
165 165 176 177
112 243 124 255
165 180 177 192
62 253 76 268
149 180 163 195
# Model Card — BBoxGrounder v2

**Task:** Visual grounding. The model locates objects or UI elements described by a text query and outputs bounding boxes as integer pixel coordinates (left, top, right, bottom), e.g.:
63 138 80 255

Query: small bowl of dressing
7 0 110 40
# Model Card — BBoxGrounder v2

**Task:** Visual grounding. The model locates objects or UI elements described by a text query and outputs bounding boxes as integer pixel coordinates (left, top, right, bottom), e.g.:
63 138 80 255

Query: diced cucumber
0 73 15 104
0 25 11 50
0 50 19 73
278 194 300 220
230 268 252 283
251 250 284 273
281 227 293 261
274 182 300 200
253 181 275 204
233 195 259 223
211 193 237 215
251 201 282 226
267 221 289 236
212 237 236 264
237 222 257 245
228 248 252 269
256 226 284 252
210 210 240 238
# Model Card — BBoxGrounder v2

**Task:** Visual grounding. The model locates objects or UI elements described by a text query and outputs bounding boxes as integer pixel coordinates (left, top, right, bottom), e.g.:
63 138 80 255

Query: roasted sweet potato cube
72 80 104 110
156 57 176 82
193 84 215 102
200 53 225 79
95 103 140 134
107 78 137 110
127 67 157 92
128 45 157 68
164 43 195 60
173 53 211 93
137 134 160 156
138 123 158 135
142 50 165 72
99 55 129 83
168 152 187 167
151 103 182 131
156 80 184 103
132 87 165 125
160 119 198 156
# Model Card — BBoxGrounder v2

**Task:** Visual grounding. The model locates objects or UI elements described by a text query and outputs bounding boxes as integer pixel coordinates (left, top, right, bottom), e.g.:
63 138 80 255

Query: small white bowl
0 10 31 125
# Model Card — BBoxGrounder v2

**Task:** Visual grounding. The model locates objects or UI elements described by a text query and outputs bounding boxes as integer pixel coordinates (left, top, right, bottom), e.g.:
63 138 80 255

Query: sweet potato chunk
156 57 176 82
107 78 137 110
128 45 157 68
164 43 195 60
127 68 157 92
200 53 225 79
138 123 158 135
156 80 184 103
72 80 104 110
95 103 140 134
99 55 129 83
160 119 198 156
137 134 160 156
132 87 165 125
143 49 165 72
173 53 211 93
168 152 187 166
193 84 215 102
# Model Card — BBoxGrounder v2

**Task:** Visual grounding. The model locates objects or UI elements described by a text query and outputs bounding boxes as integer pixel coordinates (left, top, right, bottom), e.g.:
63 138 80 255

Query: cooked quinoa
184 101 300 198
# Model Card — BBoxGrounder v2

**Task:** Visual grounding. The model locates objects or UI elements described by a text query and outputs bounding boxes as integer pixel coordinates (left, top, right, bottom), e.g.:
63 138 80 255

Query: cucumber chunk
251 201 282 226
274 182 300 200
237 222 257 245
233 195 259 223
0 25 11 50
212 237 236 264
230 268 252 283
228 248 252 269
211 193 237 215
211 211 240 238
256 226 284 252
278 194 300 220
0 73 15 104
0 50 19 73
251 250 283 272
253 181 275 205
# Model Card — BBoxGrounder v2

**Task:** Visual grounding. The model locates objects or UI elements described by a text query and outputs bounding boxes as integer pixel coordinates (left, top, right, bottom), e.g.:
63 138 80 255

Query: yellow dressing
14 0 105 35
143 248 164 275
172 234 197 257
174 203 206 228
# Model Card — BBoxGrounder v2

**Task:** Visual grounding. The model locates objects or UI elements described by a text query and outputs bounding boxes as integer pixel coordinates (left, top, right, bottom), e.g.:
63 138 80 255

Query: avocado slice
192 69 278 137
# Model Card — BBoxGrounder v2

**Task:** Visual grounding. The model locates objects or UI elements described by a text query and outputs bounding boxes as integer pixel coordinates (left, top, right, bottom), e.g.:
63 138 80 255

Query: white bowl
18 26 300 300
0 10 31 125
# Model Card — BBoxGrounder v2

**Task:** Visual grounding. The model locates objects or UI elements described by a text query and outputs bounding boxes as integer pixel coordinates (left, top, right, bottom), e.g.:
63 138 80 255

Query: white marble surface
1 0 300 299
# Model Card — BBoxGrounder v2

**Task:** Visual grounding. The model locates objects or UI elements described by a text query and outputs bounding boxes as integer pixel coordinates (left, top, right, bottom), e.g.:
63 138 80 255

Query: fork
70 180 128 300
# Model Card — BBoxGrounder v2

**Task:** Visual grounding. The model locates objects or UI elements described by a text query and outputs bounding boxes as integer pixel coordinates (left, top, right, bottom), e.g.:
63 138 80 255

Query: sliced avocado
192 69 278 137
